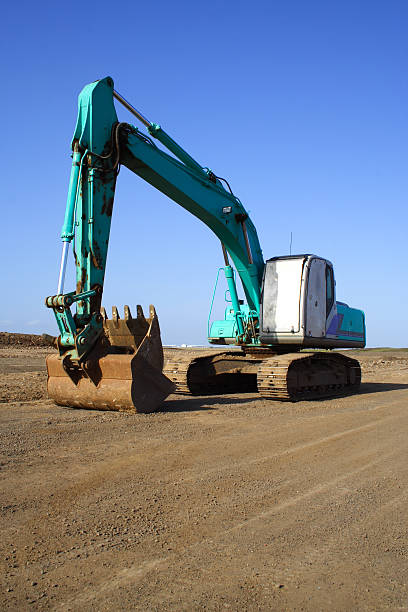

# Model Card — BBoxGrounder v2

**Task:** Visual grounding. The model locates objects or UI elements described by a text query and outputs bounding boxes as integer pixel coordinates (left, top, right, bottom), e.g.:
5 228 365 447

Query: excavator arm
122 122 264 307
47 76 264 364
45 76 266 411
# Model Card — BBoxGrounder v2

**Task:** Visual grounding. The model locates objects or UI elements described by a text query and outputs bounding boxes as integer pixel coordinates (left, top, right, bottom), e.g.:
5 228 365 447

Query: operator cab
259 254 365 348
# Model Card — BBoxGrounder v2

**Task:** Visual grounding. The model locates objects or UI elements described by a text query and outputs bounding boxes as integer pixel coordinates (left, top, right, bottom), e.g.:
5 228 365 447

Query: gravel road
0 342 407 611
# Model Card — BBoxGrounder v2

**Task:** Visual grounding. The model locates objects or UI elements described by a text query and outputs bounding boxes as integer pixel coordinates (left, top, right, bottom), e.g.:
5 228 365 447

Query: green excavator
45 77 365 412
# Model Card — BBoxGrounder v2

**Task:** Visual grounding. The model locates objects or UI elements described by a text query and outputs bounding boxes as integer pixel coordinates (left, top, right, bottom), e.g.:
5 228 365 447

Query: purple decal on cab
326 314 340 335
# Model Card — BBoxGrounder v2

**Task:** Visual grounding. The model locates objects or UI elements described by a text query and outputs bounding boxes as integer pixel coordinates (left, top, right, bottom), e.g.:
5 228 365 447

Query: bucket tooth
100 307 108 321
112 306 119 325
124 305 132 321
136 305 145 319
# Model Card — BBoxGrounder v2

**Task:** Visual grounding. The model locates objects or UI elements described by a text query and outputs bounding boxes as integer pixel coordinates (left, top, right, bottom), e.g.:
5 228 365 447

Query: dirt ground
1 337 408 611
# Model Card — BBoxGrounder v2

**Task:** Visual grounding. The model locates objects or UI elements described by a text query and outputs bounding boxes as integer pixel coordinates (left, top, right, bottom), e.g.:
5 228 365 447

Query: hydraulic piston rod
57 143 82 294
113 89 205 175
113 90 151 128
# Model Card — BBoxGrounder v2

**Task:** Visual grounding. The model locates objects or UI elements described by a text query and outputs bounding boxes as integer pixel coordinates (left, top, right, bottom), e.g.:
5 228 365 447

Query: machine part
257 352 361 401
164 350 264 395
113 89 151 128
221 242 229 266
164 351 238 394
57 241 70 295
258 255 365 349
47 305 174 413
102 304 164 372
164 350 360 401
241 219 253 265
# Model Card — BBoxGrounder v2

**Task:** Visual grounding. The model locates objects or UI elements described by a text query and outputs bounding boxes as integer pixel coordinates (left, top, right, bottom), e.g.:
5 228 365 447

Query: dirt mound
0 371 48 403
0 332 53 347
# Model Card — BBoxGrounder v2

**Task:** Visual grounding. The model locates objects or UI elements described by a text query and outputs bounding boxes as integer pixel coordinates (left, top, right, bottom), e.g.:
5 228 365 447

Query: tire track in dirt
54 447 403 610
1 403 402 522
2 348 408 611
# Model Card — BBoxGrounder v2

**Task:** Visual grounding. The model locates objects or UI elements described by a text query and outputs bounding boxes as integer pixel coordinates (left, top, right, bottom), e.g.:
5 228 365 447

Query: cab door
305 258 326 337
325 263 337 334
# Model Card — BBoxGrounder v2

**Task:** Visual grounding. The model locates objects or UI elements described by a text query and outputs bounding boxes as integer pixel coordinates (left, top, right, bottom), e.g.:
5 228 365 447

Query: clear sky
1 0 407 347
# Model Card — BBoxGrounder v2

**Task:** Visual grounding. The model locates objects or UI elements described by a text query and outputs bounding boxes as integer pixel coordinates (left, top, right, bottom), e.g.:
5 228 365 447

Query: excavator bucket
46 305 174 413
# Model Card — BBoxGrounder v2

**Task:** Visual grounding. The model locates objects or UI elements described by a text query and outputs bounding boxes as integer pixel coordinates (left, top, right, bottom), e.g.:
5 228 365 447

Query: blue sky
1 0 407 347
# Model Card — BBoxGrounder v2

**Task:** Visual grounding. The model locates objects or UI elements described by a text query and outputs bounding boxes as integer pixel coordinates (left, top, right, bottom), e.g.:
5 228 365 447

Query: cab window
326 265 334 316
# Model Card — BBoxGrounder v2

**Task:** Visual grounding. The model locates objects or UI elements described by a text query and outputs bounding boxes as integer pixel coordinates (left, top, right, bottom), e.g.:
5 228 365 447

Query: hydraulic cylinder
224 265 244 336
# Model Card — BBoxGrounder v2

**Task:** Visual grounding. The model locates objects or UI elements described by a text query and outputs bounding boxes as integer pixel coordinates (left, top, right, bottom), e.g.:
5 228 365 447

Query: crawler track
257 352 361 401
163 351 256 395
163 351 223 394
164 350 361 401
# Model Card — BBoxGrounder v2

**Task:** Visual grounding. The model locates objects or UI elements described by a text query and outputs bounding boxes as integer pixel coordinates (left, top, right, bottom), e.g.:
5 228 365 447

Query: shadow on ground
358 382 408 395
161 382 408 412
161 394 259 413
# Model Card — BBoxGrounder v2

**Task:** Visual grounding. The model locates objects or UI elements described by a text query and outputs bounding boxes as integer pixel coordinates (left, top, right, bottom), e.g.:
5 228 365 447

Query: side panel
326 303 366 345
261 258 304 333
209 307 237 344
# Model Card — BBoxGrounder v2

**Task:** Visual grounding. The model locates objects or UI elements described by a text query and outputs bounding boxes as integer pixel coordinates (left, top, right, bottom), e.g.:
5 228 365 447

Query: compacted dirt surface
1 335 408 611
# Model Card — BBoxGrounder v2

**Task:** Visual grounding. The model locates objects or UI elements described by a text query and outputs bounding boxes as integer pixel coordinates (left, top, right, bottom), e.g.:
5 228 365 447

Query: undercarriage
163 349 361 401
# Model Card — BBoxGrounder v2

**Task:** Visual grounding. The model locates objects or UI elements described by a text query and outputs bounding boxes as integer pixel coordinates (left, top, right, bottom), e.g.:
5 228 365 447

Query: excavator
45 77 365 412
